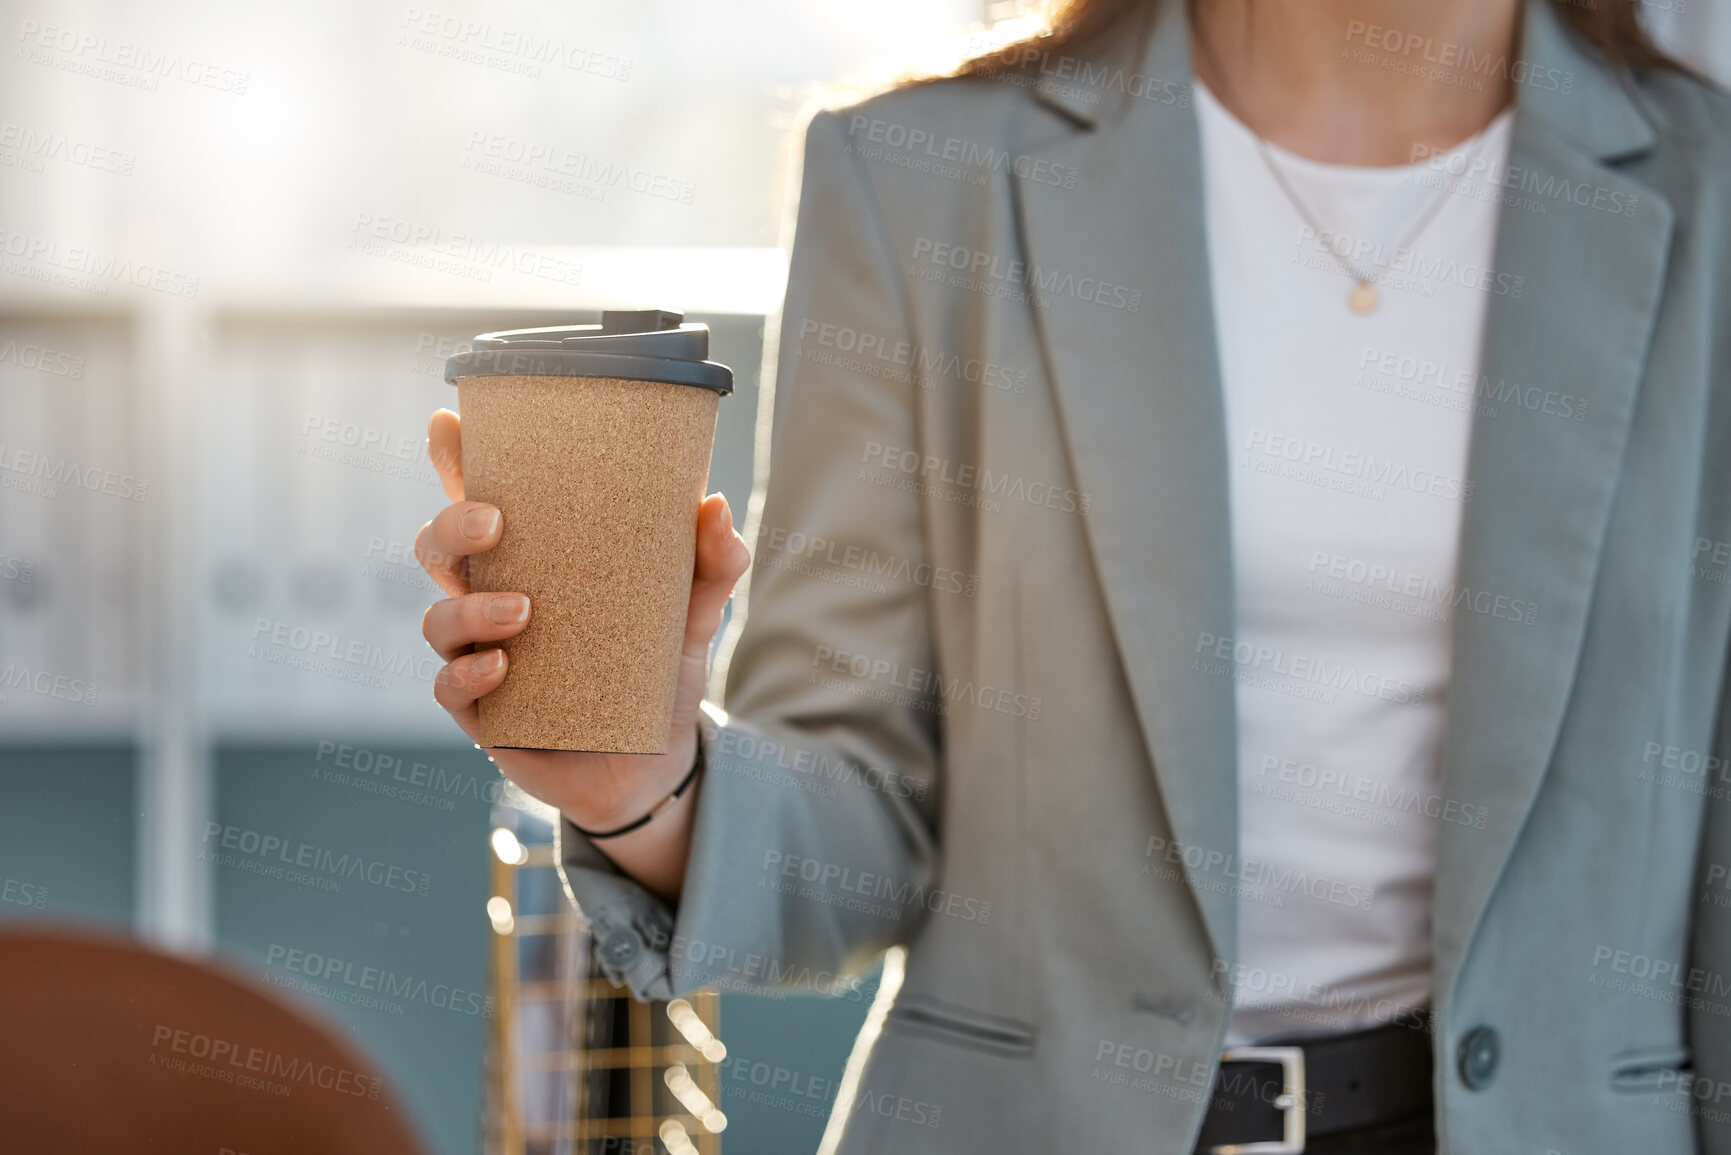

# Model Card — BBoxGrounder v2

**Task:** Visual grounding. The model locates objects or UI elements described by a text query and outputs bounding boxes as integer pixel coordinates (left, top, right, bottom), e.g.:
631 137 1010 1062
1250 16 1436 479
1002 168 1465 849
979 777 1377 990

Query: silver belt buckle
1208 1045 1307 1155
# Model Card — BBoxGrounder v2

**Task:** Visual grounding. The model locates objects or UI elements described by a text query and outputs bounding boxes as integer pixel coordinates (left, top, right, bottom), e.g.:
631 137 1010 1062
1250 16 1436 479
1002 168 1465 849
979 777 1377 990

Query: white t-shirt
1192 80 1516 1046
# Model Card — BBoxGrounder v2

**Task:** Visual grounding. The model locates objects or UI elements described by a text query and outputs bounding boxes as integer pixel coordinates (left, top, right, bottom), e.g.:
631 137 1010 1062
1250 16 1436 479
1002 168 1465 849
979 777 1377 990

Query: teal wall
0 743 134 929
719 978 879 1153
0 740 874 1154
210 741 497 1155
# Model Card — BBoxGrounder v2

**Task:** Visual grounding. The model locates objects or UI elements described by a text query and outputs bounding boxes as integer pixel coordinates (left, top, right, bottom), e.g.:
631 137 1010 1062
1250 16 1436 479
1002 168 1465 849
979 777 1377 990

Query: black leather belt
1192 1007 1433 1154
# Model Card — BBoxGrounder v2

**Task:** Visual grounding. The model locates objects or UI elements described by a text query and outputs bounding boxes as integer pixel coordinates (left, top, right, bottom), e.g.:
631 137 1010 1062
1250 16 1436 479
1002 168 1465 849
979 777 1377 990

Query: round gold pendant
1349 282 1380 314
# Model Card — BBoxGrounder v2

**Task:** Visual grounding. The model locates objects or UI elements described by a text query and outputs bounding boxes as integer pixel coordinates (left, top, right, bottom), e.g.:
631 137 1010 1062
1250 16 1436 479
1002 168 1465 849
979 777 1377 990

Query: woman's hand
415 408 751 866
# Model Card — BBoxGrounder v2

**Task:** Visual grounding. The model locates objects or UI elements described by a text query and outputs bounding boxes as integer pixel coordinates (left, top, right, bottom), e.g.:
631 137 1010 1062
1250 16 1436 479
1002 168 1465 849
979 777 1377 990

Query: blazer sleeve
556 108 944 1001
1689 636 1731 1150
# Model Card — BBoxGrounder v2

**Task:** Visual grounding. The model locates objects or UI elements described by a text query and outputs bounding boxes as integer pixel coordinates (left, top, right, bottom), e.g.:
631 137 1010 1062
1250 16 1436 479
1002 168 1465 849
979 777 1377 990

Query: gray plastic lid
443 309 732 394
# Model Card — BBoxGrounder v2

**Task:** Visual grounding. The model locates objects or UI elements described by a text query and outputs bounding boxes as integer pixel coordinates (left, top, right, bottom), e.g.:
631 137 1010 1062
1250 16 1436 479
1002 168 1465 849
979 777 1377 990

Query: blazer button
597 926 646 975
1456 1026 1501 1089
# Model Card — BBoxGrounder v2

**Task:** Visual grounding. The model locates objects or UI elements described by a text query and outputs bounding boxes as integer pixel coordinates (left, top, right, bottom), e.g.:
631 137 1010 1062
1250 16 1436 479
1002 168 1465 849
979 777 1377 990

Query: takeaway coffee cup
443 309 733 753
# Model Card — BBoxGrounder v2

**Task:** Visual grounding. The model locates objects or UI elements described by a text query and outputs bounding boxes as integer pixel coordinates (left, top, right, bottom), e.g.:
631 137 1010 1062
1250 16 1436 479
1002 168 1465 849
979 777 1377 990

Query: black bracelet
570 747 704 841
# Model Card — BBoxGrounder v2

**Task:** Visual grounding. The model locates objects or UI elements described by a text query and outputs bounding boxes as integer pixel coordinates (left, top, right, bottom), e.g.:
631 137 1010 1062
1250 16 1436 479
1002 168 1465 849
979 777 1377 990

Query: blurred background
1 1 1727 1153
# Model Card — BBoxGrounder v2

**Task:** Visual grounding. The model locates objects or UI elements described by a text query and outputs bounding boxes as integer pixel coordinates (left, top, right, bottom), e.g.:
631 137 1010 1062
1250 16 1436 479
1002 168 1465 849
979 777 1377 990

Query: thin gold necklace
1194 28 1494 316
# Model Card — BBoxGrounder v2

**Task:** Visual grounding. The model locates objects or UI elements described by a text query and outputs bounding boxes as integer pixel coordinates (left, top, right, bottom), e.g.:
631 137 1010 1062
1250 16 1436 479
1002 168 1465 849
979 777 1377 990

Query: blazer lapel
1431 0 1675 993
1015 1 1242 970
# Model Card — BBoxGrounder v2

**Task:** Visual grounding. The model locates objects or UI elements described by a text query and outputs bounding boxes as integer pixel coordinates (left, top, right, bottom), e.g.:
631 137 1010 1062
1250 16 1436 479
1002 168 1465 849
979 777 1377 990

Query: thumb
683 494 751 655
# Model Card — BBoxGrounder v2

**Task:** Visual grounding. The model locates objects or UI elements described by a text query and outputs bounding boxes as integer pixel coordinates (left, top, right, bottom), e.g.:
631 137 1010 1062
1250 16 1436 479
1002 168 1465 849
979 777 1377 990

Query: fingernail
475 649 504 675
485 594 530 625
460 507 501 540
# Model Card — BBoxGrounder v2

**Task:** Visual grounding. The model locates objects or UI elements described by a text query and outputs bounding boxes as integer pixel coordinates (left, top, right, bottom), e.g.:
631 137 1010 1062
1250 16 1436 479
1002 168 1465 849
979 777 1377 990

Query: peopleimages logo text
264 944 493 1017
0 663 99 706
200 822 431 895
0 444 147 501
848 115 1077 189
909 237 1142 313
248 618 441 683
150 1025 381 1097
0 227 200 297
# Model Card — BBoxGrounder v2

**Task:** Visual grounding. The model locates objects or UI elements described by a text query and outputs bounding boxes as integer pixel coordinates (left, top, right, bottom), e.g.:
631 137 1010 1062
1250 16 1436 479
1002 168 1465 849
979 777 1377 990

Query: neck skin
1189 0 1523 166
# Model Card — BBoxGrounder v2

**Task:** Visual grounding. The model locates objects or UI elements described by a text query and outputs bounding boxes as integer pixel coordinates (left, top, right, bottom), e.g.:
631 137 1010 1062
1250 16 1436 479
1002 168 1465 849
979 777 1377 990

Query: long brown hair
957 0 1684 82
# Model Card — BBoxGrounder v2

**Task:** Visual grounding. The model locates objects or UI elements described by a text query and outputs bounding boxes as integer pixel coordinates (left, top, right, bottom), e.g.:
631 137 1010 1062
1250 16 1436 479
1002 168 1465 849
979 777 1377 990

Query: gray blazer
559 0 1731 1150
